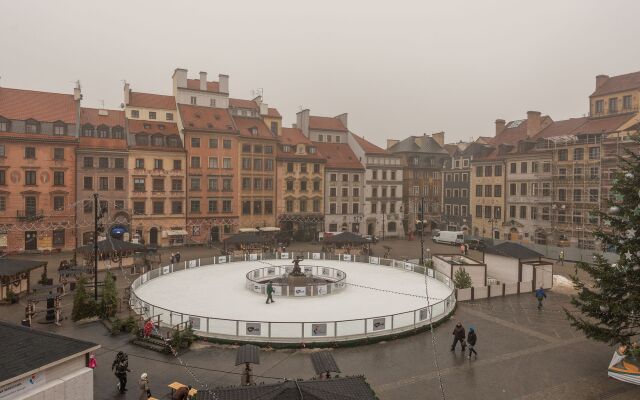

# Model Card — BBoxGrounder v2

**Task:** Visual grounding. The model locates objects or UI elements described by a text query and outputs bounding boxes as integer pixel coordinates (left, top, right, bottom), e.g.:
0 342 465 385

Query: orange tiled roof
178 104 236 133
591 71 640 97
80 108 125 127
267 108 281 118
315 142 364 170
186 79 221 93
309 116 347 132
570 114 636 136
491 116 551 146
233 116 275 139
534 117 588 139
0 87 76 123
350 133 387 154
127 119 179 135
278 127 324 160
128 92 176 110
229 98 257 109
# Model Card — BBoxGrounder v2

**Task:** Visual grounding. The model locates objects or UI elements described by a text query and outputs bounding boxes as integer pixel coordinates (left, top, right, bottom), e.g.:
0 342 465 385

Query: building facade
442 142 481 233
0 86 80 253
76 108 129 245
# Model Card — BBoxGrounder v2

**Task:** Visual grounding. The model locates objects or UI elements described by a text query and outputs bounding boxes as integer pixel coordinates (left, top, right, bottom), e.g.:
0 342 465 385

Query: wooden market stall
0 258 47 302
322 232 371 256
223 232 272 257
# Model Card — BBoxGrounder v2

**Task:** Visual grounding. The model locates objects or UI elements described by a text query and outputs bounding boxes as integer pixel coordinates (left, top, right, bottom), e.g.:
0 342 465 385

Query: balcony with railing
17 209 45 221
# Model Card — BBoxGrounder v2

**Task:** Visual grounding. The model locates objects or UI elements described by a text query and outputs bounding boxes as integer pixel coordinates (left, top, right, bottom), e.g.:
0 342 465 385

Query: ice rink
134 259 453 323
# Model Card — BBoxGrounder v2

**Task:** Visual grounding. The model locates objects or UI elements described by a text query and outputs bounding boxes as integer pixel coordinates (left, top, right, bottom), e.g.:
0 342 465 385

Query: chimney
596 74 610 90
526 111 542 137
387 139 399 149
219 74 229 93
172 68 188 89
495 119 506 136
73 81 82 101
123 82 130 105
432 131 445 146
199 71 207 91
335 113 348 130
296 109 310 137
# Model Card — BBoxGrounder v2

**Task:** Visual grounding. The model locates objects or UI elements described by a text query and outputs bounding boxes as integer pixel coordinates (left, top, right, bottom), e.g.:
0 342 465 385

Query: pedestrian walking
559 250 565 266
459 244 465 255
535 286 547 310
467 327 478 359
112 352 130 393
138 372 151 399
266 281 275 304
170 252 175 263
451 322 466 352
175 251 181 262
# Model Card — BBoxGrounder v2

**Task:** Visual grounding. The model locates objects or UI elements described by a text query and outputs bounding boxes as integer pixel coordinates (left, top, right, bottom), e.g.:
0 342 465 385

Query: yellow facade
469 160 505 239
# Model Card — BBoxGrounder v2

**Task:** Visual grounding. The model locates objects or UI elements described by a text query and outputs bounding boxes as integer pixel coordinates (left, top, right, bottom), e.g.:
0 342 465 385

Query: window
558 149 568 161
542 207 550 221
191 137 200 148
243 177 251 190
382 171 387 180
341 203 348 214
133 201 145 215
318 134 324 142
520 183 527 196
313 180 320 192
476 166 483 177
342 174 349 182
330 187 337 197
531 162 538 173
265 178 273 190
335 136 341 143
589 188 599 202
476 185 483 197
371 203 377 213
208 177 218 191
83 176 92 190
542 183 551 197
150 159 162 170
461 189 467 198
475 205 483 217
594 100 604 114
25 147 36 159
300 180 307 192
25 120 39 133
253 159 262 170
494 185 501 197
589 147 600 160
191 156 201 168
51 229 65 246
391 187 397 197
0 170 5 186
53 171 65 186
242 144 251 153
209 138 218 148
114 200 124 210
352 203 359 214
354 174 360 182
53 196 65 211
134 178 145 192
242 200 251 215
131 110 140 118
353 187 359 197
0 144 4 157
573 148 584 160
173 160 182 170
82 157 93 168
484 206 491 219
83 200 93 213
53 148 64 160
573 189 582 202
543 162 551 173
208 157 218 169
166 112 174 121
95 157 108 169
153 201 164 214
342 188 348 197
509 205 516 218
55 124 68 136
99 176 108 190
510 163 517 174
97 125 109 138
252 200 262 215
331 174 337 182
484 185 492 197
484 166 492 177
191 200 201 213
223 178 232 191
172 179 183 191
223 139 232 149
82 125 94 137
573 211 582 225
190 96 197 105
172 201 183 214
286 200 294 213
242 158 251 170
623 95 632 110
609 98 618 113
191 177 201 191
152 178 164 191
0 121 9 132
135 158 145 169
589 167 600 179
494 206 501 219
115 177 124 190
208 200 217 213
445 204 451 215
509 183 516 196
519 206 527 219
521 162 527 173
391 171 396 180
558 188 566 201
312 199 320 213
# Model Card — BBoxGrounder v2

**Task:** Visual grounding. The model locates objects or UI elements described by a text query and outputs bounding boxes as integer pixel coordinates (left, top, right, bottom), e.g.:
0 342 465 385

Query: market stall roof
259 227 280 232
223 232 269 245
311 351 341 374
324 232 370 245
235 344 260 366
76 239 145 255
0 259 47 277
238 228 259 233
484 242 544 260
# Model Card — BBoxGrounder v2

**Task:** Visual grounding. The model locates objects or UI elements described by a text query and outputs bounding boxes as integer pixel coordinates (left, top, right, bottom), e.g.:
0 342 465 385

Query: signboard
0 372 46 399
280 252 290 259
369 256 380 265
312 253 321 260
162 266 170 275
427 269 434 278
303 267 312 274
267 268 275 276
404 262 413 271
253 270 261 279
312 323 327 336
317 285 328 295
188 260 197 268
419 308 430 321
373 318 386 331
249 253 258 261
342 254 352 261
218 256 227 263
322 267 330 276
294 287 307 296
246 323 261 335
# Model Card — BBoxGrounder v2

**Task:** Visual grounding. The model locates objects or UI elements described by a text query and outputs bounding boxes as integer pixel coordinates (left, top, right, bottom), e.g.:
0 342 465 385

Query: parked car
465 238 487 251
364 235 379 243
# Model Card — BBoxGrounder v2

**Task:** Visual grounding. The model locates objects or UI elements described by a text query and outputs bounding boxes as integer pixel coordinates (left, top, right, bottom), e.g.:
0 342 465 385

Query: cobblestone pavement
1 239 638 399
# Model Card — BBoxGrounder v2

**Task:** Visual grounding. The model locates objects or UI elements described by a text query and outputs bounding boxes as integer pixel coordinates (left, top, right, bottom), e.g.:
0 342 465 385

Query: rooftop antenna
100 100 105 109
251 88 263 98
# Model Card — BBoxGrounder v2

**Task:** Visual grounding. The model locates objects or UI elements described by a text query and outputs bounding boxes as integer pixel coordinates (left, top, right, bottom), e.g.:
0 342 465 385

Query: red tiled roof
534 117 588 139
186 79 221 93
128 92 176 110
233 116 275 139
80 108 125 127
267 108 281 118
309 116 347 132
229 98 257 109
491 116 552 146
443 143 458 156
0 87 76 123
350 133 387 154
178 104 236 133
570 114 636 136
315 142 364 170
79 136 127 149
127 119 179 135
591 71 640 97
278 127 324 160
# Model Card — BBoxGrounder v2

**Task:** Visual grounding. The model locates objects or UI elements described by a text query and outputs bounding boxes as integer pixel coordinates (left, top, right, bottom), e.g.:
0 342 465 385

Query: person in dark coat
175 251 181 262
535 286 547 310
173 385 192 400
451 322 466 351
266 281 275 304
112 352 130 393
467 327 478 359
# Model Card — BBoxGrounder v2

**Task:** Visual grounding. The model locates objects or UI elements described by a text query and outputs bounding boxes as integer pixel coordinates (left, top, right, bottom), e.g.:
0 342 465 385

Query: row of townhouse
440 71 640 249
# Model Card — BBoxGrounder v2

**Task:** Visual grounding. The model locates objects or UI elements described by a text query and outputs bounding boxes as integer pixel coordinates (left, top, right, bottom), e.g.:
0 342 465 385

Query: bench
168 381 198 397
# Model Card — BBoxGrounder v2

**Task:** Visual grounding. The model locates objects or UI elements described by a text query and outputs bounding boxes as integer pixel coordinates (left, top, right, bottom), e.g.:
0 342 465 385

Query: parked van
432 230 465 245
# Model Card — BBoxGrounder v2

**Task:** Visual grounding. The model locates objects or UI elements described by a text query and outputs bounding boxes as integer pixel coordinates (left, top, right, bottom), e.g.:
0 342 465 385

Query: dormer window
250 127 258 136
82 124 95 137
0 117 10 132
136 134 148 146
335 136 341 143
309 146 316 154
131 110 140 118
152 134 164 146
25 119 40 134
53 121 66 136
190 96 197 105
158 124 166 130
112 127 124 139
318 134 323 142
283 144 291 153
97 125 109 138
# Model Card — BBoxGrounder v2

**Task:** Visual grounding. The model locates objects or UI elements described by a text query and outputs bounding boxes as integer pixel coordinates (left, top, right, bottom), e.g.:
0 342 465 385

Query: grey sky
2 0 640 147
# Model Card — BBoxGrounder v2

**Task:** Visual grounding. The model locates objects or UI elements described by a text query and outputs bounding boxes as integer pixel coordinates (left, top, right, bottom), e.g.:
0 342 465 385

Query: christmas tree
565 145 640 347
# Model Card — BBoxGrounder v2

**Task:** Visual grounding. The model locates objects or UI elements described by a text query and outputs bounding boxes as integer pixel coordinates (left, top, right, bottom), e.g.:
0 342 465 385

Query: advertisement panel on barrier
281 252 290 259
427 268 434 278
322 267 329 276
189 316 201 330
253 284 262 294
162 266 170 275
343 254 352 261
404 262 413 271
188 260 197 268
419 308 430 321
0 372 46 399
218 256 227 263
253 270 261 279
369 256 380 265
142 274 148 284
373 318 386 331
267 268 276 276
294 287 307 296
312 323 327 336
303 267 312 274
317 285 328 295
246 323 261 335
249 253 258 261
312 253 321 260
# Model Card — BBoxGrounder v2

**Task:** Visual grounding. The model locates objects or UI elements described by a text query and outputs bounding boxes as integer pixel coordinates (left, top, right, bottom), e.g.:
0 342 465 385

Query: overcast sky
2 0 640 147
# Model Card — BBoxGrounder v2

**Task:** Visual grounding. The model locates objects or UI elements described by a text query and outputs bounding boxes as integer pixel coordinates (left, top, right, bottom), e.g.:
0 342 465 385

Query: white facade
172 68 230 108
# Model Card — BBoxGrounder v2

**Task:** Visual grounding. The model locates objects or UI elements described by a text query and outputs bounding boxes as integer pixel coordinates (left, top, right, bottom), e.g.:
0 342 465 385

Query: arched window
82 124 95 137
136 134 148 146
25 119 40 134
152 134 164 146
166 135 180 147
53 121 66 136
97 125 110 138
112 126 124 139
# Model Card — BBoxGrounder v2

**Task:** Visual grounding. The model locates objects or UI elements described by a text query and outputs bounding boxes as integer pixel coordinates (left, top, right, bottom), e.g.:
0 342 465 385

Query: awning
165 229 188 236
259 227 280 232
239 228 259 233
